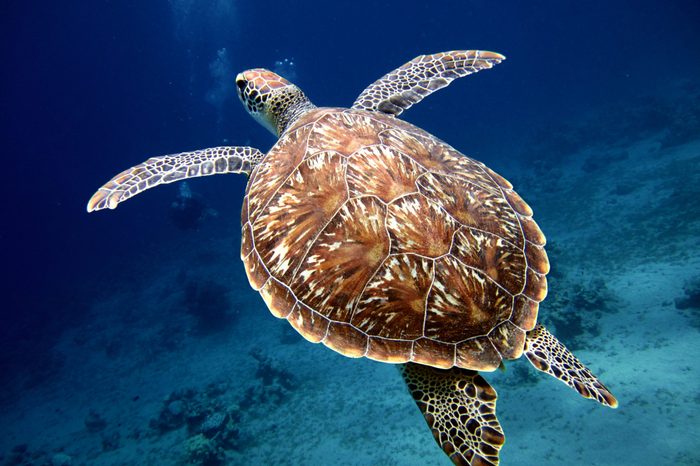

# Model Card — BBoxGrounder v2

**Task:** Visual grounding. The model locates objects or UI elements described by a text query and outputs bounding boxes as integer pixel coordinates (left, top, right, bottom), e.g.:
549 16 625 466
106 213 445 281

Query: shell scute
260 277 295 318
417 172 522 247
505 189 533 216
520 215 546 246
379 128 461 173
386 193 457 257
252 151 347 282
450 227 526 295
412 338 456 369
243 246 269 291
510 295 539 331
489 321 525 360
426 256 513 342
525 241 550 275
366 337 412 363
241 222 254 260
455 337 501 371
379 128 500 195
351 254 433 340
246 125 311 220
346 145 423 202
483 166 513 189
291 196 390 322
306 111 387 156
287 302 330 343
323 322 368 358
523 268 548 302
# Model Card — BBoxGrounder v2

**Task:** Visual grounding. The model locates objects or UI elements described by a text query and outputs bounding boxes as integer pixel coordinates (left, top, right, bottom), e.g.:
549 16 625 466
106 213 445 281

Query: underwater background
2 1 699 465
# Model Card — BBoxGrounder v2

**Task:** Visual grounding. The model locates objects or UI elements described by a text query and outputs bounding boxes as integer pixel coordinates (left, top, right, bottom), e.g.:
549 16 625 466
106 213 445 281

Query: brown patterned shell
241 108 549 371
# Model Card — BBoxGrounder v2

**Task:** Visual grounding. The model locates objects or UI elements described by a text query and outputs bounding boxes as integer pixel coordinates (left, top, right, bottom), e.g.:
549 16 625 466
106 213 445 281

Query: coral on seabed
149 383 241 464
183 434 224 466
200 412 227 436
0 445 73 466
242 348 295 408
148 350 299 464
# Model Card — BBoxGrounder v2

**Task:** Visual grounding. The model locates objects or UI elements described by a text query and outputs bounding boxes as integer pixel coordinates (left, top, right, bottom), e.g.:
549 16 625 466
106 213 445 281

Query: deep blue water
2 1 699 465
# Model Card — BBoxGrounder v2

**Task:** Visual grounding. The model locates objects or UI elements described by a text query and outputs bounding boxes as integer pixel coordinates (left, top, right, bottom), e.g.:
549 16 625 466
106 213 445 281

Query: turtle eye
236 78 247 94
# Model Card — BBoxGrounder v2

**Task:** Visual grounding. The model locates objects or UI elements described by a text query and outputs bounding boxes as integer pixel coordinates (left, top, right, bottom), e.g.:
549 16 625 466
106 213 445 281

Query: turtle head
235 69 315 137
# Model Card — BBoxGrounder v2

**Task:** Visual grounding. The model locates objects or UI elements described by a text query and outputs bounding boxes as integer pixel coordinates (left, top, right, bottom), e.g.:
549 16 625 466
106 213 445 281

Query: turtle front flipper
87 146 264 212
400 363 505 466
352 50 505 117
524 324 618 408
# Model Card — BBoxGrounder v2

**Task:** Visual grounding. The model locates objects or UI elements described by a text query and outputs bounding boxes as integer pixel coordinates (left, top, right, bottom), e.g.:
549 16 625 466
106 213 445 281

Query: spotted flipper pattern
524 324 618 408
400 363 505 466
352 50 505 117
87 146 264 212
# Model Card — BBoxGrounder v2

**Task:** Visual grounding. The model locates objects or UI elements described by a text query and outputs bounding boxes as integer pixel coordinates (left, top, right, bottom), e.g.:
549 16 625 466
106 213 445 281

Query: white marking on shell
327 241 342 252
473 272 486 286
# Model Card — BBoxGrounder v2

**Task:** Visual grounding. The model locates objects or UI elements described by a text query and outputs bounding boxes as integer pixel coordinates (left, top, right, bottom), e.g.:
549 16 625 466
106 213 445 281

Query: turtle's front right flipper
352 50 505 117
400 363 505 466
87 146 264 212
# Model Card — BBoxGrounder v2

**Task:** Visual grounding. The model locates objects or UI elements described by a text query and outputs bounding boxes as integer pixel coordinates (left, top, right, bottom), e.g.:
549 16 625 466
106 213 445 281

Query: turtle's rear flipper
524 324 618 408
87 146 264 212
400 363 504 466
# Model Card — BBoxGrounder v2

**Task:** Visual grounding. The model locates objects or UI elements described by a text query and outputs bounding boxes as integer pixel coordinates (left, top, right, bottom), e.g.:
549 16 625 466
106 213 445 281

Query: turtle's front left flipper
352 50 505 117
87 146 264 212
524 324 618 408
400 363 505 466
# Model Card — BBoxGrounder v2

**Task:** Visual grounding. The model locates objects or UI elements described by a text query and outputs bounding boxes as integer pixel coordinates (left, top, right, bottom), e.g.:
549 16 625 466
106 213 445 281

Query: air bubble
272 57 298 81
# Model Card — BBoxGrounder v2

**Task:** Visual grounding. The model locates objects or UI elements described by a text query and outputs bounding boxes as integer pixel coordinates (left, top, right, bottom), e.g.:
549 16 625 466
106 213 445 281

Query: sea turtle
87 50 618 465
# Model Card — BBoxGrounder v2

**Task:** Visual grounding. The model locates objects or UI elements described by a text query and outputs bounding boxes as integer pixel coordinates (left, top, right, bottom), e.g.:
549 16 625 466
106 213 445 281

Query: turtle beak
235 73 246 87
235 73 248 101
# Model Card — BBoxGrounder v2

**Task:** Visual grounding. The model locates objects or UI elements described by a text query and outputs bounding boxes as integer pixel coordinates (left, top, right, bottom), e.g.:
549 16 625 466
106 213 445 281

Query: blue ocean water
1 1 699 465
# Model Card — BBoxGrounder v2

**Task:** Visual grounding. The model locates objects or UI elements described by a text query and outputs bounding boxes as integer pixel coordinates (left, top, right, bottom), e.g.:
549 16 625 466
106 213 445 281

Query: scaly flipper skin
352 50 505 116
524 324 618 408
400 363 505 466
87 146 264 212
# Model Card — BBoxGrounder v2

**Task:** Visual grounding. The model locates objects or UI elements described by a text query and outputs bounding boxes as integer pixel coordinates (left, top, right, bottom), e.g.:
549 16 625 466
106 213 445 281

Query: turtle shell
241 108 549 371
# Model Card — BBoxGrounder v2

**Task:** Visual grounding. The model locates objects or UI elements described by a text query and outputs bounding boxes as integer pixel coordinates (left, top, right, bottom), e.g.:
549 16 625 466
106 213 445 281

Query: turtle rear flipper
400 363 505 466
524 324 618 408
87 146 264 212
